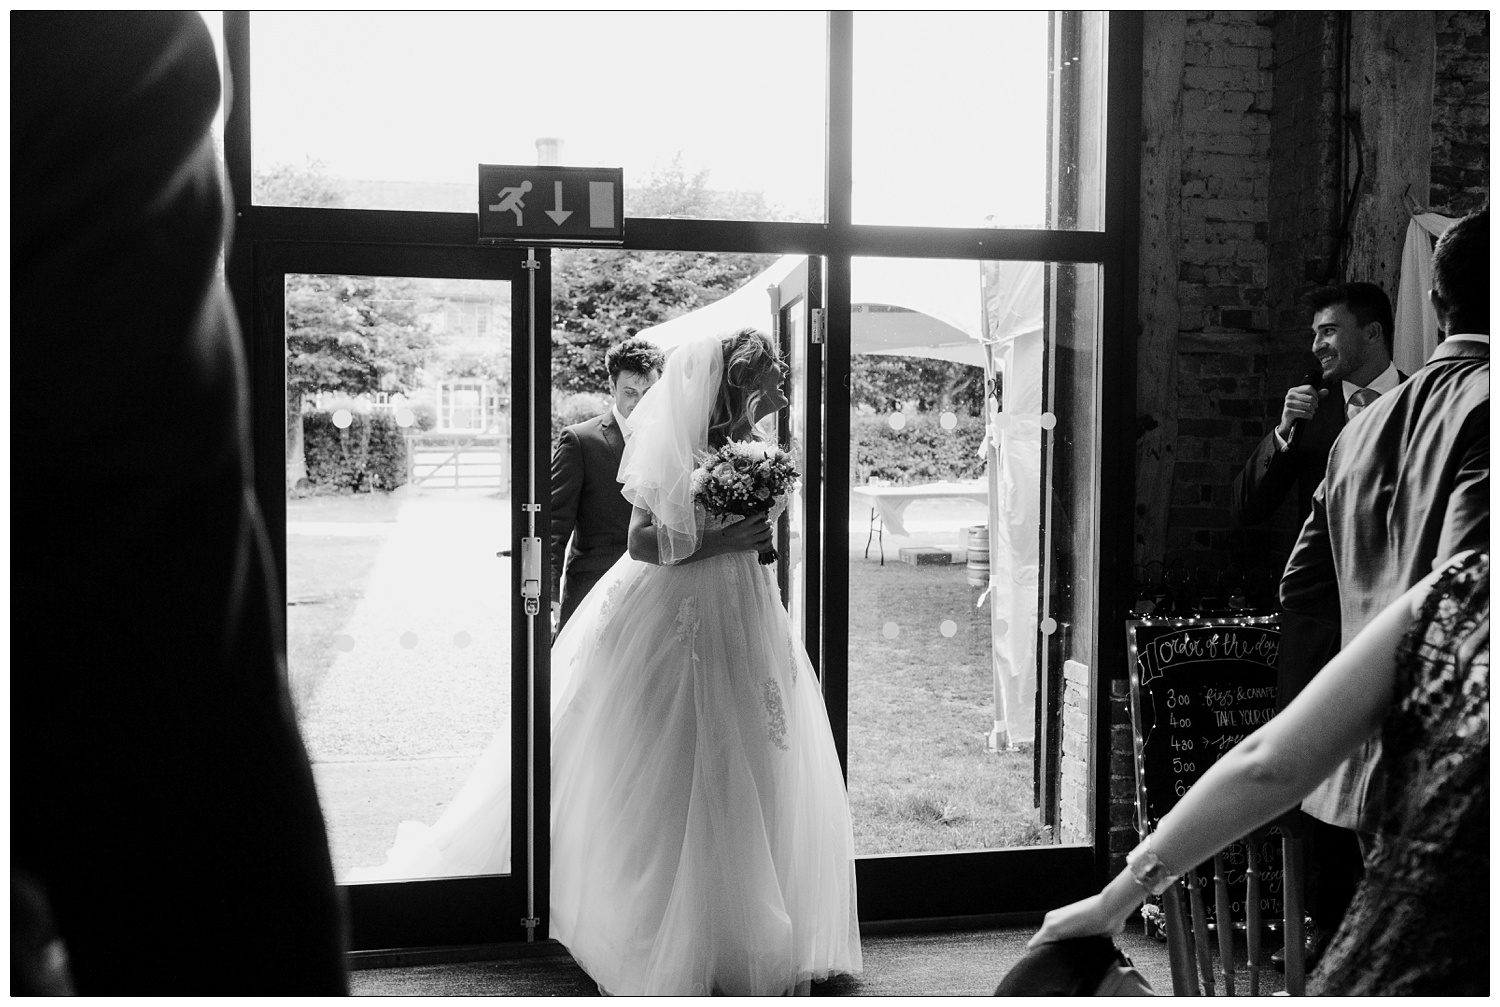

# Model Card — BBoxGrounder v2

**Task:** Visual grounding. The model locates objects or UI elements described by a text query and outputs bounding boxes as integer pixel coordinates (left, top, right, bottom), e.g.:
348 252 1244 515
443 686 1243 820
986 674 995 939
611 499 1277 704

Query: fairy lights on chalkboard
1125 614 1281 838
1128 615 1277 631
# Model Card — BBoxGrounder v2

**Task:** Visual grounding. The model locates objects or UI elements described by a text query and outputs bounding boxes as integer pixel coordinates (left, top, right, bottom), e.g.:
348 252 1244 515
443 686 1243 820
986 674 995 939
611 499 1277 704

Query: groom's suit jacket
550 409 633 626
1281 337 1489 832
1232 383 1348 710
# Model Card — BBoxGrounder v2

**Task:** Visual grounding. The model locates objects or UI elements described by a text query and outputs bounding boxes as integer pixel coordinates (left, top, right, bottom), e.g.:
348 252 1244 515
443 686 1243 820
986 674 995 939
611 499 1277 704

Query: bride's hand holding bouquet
692 440 798 564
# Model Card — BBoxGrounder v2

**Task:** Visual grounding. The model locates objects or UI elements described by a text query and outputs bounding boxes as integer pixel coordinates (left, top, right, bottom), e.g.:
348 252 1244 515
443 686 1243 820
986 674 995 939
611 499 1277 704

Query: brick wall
1234 12 1345 595
1106 678 1137 872
1431 11 1490 216
1058 659 1091 844
1162 12 1276 582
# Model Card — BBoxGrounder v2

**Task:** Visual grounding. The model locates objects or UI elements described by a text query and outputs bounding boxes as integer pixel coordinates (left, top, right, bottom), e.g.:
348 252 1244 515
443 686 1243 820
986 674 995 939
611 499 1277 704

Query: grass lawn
846 538 1047 855
286 532 386 715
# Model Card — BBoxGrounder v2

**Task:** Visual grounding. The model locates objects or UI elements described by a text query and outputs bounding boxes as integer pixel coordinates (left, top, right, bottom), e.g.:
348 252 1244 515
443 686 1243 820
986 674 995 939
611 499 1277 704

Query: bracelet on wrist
1126 835 1180 897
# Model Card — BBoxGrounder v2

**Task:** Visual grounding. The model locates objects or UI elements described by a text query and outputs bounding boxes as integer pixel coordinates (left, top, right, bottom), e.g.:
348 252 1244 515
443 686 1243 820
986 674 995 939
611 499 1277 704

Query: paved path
292 490 513 877
298 490 513 762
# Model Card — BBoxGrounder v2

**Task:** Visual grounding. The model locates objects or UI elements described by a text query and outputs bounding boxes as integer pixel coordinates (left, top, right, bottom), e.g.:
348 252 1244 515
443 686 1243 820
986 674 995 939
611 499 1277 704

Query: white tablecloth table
851 480 989 562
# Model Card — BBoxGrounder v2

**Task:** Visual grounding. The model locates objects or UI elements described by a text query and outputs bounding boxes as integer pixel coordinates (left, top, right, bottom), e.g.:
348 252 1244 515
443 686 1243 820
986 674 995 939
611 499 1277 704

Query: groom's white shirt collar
612 404 634 440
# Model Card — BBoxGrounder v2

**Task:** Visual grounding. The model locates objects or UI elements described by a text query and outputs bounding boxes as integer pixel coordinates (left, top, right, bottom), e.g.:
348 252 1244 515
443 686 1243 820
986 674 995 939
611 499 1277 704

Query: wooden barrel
966 525 990 587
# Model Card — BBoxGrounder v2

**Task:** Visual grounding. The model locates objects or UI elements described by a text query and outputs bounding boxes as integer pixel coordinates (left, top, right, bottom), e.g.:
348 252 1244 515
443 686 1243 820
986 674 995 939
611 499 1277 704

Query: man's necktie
1347 387 1380 419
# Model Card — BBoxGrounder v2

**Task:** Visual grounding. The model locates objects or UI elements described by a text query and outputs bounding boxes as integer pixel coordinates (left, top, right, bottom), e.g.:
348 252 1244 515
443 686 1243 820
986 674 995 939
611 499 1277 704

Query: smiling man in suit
1233 283 1400 552
1234 281 1403 702
550 336 665 632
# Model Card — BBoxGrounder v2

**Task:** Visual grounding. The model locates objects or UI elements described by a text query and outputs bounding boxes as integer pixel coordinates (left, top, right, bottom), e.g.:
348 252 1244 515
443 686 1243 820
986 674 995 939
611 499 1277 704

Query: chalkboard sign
1126 615 1285 921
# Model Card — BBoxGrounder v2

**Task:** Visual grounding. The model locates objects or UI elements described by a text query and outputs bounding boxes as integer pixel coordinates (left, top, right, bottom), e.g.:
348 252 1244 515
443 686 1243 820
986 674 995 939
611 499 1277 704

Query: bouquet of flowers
691 440 799 565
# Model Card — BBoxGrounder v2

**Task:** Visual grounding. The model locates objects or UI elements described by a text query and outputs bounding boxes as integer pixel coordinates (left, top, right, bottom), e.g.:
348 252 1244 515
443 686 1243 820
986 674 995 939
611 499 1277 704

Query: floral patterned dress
1311 550 1489 995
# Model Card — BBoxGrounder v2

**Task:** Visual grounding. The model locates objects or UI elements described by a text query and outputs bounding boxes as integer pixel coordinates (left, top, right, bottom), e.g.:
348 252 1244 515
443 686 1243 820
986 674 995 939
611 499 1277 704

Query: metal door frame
251 239 545 952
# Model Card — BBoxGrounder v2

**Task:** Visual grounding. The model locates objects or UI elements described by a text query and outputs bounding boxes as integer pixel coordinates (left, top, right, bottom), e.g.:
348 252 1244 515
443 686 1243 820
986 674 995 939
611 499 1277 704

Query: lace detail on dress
1312 551 1489 995
764 679 789 751
676 596 699 645
598 577 627 625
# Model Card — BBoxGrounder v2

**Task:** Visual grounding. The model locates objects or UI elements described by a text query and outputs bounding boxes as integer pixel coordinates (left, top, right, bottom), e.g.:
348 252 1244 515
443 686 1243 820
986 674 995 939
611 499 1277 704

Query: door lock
520 536 542 616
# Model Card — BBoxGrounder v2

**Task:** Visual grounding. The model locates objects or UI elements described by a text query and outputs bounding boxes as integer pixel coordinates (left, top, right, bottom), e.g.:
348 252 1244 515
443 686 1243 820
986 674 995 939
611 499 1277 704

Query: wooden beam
1345 12 1437 296
1133 11 1187 569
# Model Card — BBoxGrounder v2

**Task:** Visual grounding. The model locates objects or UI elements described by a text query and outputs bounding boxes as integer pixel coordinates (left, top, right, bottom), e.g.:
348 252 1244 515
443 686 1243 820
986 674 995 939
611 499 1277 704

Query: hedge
851 411 985 485
306 398 977 491
542 401 984 486
302 410 409 493
551 391 612 450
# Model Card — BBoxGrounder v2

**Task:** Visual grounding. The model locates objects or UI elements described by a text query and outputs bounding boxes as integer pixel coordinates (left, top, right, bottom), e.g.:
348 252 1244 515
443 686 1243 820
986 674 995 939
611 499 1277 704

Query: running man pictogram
489 180 532 225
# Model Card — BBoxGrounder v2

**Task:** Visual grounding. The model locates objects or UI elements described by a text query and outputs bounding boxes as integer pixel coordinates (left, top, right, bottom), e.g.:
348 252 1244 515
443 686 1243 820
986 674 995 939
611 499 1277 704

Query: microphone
1285 366 1324 449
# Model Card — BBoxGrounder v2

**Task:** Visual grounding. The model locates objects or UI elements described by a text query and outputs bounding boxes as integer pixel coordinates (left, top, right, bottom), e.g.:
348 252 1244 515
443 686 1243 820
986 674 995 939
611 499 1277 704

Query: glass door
772 256 824 657
257 241 544 951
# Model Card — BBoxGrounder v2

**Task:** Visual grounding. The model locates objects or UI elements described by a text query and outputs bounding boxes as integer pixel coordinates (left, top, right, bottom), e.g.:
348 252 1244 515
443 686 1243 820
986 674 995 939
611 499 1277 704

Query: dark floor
350 924 1288 996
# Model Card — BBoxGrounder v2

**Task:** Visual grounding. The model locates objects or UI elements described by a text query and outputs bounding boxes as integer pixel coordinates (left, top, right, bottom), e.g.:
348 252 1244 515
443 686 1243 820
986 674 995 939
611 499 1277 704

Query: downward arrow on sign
545 181 572 225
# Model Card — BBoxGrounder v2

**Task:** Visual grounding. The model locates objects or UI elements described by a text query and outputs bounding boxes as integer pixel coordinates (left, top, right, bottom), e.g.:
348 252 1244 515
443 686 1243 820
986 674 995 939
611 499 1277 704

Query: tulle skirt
358 549 861 995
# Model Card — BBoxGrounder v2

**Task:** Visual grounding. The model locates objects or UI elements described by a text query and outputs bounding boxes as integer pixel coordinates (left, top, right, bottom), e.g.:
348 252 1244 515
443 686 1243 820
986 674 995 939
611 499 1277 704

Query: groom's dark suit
551 409 634 628
1282 337 1489 834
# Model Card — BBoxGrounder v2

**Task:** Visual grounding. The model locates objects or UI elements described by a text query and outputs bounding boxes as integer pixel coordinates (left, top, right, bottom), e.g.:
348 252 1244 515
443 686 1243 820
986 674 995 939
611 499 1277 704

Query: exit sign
477 164 624 245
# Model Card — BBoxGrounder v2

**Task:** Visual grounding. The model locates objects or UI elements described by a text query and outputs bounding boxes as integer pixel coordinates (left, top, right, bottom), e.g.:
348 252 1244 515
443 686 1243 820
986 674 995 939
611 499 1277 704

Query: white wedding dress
358 335 861 995
358 513 862 994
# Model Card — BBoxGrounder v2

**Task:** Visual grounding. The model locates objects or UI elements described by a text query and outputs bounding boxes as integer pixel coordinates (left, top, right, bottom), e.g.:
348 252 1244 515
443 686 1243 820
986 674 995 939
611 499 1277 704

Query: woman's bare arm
1030 565 1441 947
627 506 773 566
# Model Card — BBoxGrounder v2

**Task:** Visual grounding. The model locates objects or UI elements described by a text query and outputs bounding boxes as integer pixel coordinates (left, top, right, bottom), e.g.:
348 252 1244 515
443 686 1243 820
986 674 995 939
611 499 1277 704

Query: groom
550 336 665 631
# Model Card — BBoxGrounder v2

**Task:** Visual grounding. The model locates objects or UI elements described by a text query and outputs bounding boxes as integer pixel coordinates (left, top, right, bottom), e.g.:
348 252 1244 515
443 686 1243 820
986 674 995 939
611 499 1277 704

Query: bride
361 327 862 996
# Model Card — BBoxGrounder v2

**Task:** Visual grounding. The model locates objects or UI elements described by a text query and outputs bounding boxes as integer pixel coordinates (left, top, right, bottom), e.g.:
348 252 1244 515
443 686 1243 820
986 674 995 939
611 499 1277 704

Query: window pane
852 12 1106 230
286 273 514 881
250 12 826 222
846 256 1100 854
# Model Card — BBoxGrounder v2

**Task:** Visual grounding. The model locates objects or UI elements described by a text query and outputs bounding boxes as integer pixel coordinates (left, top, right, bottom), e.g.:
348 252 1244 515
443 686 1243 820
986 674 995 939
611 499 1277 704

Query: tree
253 157 345 209
551 157 778 397
283 274 435 485
553 156 984 413
439 348 508 383
852 356 986 415
625 153 778 221
256 160 436 486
